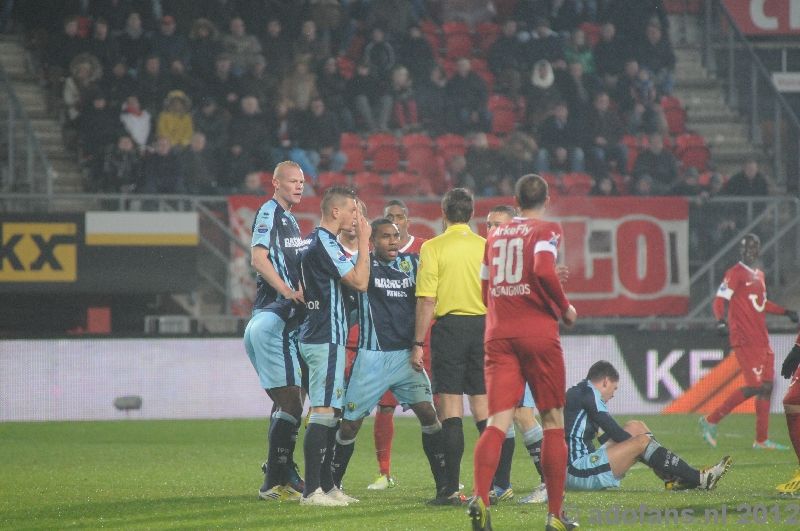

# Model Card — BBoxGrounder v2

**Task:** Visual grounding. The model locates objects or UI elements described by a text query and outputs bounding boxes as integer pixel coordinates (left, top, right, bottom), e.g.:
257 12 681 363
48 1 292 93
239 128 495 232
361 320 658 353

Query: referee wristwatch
413 340 425 347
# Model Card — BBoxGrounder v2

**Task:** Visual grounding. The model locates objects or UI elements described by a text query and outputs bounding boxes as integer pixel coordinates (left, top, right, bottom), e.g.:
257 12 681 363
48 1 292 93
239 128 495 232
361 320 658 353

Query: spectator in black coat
86 18 120 73
268 99 318 180
395 25 436 83
593 21 629 90
143 137 186 193
151 15 190 70
317 57 354 132
489 20 524 76
78 91 123 189
228 95 274 188
135 55 171 116
180 132 220 194
362 26 396 83
536 101 585 173
206 54 242 115
415 64 448 135
293 19 330 70
260 19 293 78
524 17 566 71
524 59 563 131
187 18 221 84
301 98 348 176
103 134 143 193
606 0 669 44
632 133 679 193
637 20 676 95
722 159 769 196
117 12 151 74
585 91 628 175
192 96 229 161
549 0 582 35
513 0 549 34
445 57 490 134
556 61 596 120
345 61 392 132
365 0 419 40
103 59 137 111
44 15 85 77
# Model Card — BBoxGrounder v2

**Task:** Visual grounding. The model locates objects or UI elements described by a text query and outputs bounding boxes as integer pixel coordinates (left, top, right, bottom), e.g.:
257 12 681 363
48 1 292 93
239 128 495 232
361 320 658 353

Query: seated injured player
330 218 447 497
565 360 732 492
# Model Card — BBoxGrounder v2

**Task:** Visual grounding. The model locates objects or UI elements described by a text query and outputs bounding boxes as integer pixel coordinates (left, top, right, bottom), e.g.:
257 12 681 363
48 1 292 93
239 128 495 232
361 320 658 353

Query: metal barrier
703 0 800 190
0 63 54 196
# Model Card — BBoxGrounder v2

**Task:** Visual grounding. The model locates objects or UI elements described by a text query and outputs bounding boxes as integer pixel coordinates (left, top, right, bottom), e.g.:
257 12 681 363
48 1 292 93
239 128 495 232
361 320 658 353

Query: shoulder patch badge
399 259 412 273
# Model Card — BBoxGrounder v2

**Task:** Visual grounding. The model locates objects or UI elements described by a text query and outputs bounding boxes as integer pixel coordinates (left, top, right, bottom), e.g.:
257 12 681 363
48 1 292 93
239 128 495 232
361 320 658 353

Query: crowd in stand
16 0 770 207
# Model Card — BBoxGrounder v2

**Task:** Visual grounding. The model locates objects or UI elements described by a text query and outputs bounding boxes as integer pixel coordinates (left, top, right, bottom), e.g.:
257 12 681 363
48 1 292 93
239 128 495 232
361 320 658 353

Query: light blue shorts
520 383 536 408
244 310 301 390
343 348 433 421
299 342 347 409
566 446 624 491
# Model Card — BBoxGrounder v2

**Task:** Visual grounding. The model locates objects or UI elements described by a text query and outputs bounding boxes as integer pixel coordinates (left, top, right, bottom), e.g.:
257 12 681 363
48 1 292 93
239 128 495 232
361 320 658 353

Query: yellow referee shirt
416 223 487 319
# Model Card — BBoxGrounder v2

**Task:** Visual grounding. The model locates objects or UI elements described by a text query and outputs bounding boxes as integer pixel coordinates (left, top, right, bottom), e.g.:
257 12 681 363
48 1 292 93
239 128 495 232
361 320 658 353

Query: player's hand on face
410 346 424 372
562 304 577 327
556 265 569 285
358 211 372 241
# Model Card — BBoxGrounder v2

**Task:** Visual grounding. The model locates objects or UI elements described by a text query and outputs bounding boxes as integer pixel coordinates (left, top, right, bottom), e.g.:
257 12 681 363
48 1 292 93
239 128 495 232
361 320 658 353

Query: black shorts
430 314 486 396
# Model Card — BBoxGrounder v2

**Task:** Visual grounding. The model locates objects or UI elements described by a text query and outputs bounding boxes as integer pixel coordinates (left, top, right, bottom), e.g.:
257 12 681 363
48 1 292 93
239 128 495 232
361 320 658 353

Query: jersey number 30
492 238 524 284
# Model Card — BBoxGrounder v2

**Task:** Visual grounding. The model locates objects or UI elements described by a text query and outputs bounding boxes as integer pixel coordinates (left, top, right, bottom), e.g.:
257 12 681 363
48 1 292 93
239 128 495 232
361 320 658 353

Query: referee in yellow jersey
412 188 488 506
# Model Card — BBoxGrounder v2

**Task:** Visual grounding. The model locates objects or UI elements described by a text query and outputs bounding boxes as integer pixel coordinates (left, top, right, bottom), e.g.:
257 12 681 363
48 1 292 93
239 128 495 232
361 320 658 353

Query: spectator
302 97 348 177
556 61 596 120
44 15 85 84
307 0 347 54
440 0 496 26
637 20 675 96
525 17 565 71
365 0 419 40
346 61 392 133
697 172 738 259
466 132 503 196
632 172 654 196
390 65 419 131
156 90 194 149
537 101 585 174
524 59 563 130
445 154 476 192
143 137 186 193
180 132 220 194
607 0 669 45
670 166 704 196
63 53 103 123
593 21 629 89
549 0 582 34
151 15 190 69
489 20 524 77
228 95 273 187
415 64 448 134
78 91 121 189
135 55 171 116
590 174 621 196
564 28 594 75
280 57 320 112
187 18 221 84
103 59 136 111
317 56 354 132
192 96 229 161
269 99 318 180
293 19 330 70
395 25 436 83
614 59 664 135
86 18 120 73
207 54 241 115
363 26 396 82
632 133 679 193
723 159 769 196
165 59 207 104
222 17 263 76
117 12 151 74
238 56 279 111
241 170 268 196
585 91 627 175
499 131 539 193
445 57 490 134
513 0 550 34
260 19 293 78
103 134 143 193
120 94 152 151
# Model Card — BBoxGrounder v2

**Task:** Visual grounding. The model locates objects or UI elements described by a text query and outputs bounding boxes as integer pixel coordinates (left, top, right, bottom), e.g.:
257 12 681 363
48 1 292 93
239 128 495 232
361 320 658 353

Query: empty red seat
435 133 468 156
340 132 363 148
580 22 601 47
388 171 422 195
316 171 348 193
674 134 709 170
488 94 516 135
366 132 398 149
257 171 273 189
475 21 501 58
401 132 433 150
341 144 366 172
664 108 687 135
352 171 386 196
561 173 595 196
367 144 402 172
404 143 438 174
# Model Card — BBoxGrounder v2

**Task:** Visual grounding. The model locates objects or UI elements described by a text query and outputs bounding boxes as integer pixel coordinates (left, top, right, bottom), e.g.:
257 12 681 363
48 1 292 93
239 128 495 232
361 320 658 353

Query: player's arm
582 391 631 444
763 300 799 323
782 332 800 379
713 276 733 336
412 243 438 372
340 210 372 292
533 249 576 325
251 245 304 303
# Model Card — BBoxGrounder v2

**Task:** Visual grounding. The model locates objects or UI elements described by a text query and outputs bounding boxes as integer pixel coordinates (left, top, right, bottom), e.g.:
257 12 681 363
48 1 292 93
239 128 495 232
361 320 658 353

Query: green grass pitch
1 414 799 530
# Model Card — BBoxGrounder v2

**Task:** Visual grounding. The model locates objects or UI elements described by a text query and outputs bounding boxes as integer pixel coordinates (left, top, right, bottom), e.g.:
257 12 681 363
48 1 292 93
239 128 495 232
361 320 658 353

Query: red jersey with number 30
716 262 774 348
481 217 567 341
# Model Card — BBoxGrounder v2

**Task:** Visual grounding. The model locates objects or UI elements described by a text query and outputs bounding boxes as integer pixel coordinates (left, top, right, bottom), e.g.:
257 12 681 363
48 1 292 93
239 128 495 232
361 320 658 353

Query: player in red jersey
467 174 577 531
700 234 798 450
777 332 800 493
366 199 430 491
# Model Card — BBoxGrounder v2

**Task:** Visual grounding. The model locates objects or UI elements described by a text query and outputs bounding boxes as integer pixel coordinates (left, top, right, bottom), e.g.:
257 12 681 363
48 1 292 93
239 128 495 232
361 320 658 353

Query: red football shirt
481 217 568 341
399 235 426 255
716 262 774 348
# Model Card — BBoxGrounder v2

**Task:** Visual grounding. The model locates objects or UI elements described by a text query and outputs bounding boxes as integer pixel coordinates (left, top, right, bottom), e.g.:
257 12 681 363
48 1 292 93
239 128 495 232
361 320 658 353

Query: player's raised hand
781 344 800 379
715 318 729 337
562 304 577 327
354 207 371 241
556 265 569 285
785 309 799 324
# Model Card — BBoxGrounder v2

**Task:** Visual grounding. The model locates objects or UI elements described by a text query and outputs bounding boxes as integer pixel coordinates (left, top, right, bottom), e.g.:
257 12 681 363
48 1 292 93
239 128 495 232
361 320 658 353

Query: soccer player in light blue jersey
329 218 447 500
297 185 372 506
243 161 309 502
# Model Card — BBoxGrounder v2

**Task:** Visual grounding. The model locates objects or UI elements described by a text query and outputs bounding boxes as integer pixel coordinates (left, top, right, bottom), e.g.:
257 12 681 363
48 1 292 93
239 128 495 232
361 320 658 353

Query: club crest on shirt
549 231 560 246
281 219 287 225
337 388 343 399
347 402 356 412
590 454 600 463
399 259 412 273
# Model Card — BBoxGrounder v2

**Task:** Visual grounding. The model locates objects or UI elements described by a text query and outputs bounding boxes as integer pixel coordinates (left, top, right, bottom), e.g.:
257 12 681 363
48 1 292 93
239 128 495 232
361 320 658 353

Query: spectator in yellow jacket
156 90 194 148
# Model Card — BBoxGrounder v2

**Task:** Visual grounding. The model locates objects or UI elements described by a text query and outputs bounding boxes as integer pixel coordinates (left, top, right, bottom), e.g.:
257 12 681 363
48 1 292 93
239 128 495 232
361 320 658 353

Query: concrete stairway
0 35 84 194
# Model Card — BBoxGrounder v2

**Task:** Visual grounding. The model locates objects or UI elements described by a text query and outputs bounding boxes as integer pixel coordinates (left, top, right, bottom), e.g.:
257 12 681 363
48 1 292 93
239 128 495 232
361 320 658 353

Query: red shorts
379 325 433 407
484 335 566 415
733 346 774 387
784 366 800 406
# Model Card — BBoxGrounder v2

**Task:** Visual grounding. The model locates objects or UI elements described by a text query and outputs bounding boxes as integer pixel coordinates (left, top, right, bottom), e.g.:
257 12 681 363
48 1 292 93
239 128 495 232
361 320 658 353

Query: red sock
374 411 394 476
787 413 800 465
707 389 748 425
755 399 770 443
541 428 567 518
472 426 505 506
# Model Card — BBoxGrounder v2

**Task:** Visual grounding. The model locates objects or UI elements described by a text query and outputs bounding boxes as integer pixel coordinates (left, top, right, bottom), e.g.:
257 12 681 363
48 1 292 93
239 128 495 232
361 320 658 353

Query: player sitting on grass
330 218 448 499
777 332 800 494
565 360 732 492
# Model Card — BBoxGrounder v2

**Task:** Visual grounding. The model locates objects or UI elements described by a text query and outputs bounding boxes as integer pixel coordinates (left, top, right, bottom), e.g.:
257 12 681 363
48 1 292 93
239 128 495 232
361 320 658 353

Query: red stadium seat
401 132 433 150
440 59 456 78
366 132 398 149
388 171 422 195
561 173 595 196
475 21 501 58
580 22 601 47
540 172 560 193
444 33 473 59
420 20 439 37
488 94 516 135
664 108 687 135
435 134 468 156
674 133 709 170
341 144 366 173
258 171 273 188
470 58 489 74
442 20 471 36
611 172 630 195
352 171 386 196
336 57 355 80
316 171 348 193
340 132 363 148
404 143 438 174
367 144 402 172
